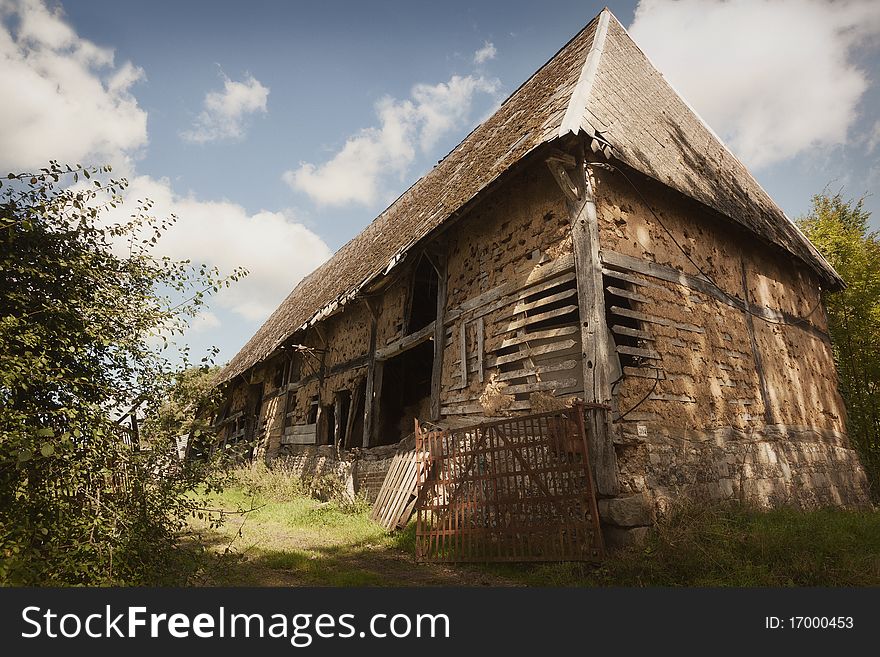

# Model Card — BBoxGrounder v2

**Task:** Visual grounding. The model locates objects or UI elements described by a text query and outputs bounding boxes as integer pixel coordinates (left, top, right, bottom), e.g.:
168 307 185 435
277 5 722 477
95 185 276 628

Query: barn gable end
212 9 870 534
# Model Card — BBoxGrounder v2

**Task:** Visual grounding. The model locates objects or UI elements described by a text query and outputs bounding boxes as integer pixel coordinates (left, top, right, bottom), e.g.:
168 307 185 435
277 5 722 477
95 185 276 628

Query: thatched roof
218 9 840 384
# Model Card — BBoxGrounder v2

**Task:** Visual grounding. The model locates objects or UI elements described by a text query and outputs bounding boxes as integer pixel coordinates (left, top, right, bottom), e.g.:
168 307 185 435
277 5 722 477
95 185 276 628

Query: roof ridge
559 7 611 138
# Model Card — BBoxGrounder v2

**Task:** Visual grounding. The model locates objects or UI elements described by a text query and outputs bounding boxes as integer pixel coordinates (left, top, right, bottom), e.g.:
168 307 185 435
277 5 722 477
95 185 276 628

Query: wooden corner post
549 147 619 496
362 298 379 447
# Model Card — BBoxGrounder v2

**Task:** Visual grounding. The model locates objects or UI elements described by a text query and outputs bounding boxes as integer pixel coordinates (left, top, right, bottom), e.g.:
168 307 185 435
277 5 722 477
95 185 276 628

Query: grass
181 464 880 587
183 463 510 586
480 503 880 587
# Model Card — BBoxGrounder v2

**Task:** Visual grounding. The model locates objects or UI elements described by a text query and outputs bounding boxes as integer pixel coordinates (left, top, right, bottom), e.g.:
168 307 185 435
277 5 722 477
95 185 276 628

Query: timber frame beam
547 141 619 496
430 247 448 421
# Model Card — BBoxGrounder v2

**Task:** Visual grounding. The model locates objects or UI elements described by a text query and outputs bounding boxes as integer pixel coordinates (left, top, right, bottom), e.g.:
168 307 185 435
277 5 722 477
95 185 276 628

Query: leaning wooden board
370 448 431 531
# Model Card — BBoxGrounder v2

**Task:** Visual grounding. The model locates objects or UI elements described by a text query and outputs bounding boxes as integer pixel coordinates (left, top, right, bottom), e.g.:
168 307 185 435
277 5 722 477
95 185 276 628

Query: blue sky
2 0 879 367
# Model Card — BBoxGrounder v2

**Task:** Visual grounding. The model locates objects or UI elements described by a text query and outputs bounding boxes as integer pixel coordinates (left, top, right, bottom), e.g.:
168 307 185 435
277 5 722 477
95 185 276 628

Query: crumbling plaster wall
592 167 869 516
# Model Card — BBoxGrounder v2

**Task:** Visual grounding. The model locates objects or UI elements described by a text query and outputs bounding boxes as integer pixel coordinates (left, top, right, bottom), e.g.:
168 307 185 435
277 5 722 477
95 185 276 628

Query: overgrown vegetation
185 470 880 587
0 162 244 585
484 501 880 587
798 193 880 498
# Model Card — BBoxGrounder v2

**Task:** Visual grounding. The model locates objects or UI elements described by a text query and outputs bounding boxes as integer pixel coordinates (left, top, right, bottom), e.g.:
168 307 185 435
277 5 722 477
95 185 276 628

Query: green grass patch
180 463 880 587
473 502 880 587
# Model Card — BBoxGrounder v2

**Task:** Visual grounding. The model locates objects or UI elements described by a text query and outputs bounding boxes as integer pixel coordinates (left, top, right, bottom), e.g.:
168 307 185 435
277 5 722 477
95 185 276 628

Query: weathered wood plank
601 267 664 289
623 366 665 379
504 288 577 318
611 324 654 340
362 301 378 448
285 422 317 436
494 359 579 382
440 401 532 416
430 252 448 421
497 325 578 349
606 285 650 303
496 305 579 332
476 316 484 384
504 378 578 395
569 162 618 496
513 271 577 301
609 305 705 333
458 322 467 390
281 423 317 445
444 254 575 325
616 345 660 359
487 339 577 367
375 322 435 360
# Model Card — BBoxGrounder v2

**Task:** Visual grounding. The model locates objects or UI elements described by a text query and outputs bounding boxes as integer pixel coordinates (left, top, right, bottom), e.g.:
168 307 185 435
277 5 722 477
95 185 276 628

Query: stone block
598 492 653 527
603 525 651 550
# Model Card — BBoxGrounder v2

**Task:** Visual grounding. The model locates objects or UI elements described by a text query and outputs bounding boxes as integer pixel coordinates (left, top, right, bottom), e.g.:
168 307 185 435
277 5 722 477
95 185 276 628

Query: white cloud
180 71 269 143
0 0 326 326
0 0 147 171
284 73 499 206
629 0 880 169
473 41 497 65
117 174 332 321
188 311 221 334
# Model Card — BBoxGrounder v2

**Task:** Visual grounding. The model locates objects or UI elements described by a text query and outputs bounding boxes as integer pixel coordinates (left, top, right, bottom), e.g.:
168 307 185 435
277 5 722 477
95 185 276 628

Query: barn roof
218 8 841 384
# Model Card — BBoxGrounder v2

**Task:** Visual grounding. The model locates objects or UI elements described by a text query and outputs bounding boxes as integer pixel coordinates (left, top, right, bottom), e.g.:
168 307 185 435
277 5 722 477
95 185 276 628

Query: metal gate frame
414 403 604 562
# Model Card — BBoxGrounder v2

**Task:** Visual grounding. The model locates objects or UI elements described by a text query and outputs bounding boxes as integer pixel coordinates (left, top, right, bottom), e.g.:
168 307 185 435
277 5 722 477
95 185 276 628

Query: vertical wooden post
430 251 448 421
333 393 343 447
362 299 378 447
370 360 385 445
568 158 619 496
458 322 468 390
476 316 485 384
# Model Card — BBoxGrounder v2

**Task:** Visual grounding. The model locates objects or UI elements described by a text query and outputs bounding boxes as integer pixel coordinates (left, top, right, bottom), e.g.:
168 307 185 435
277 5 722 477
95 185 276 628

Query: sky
2 0 879 367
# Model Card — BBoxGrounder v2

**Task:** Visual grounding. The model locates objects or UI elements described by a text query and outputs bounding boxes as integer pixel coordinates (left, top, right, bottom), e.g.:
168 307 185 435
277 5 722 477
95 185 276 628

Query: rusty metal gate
414 404 604 562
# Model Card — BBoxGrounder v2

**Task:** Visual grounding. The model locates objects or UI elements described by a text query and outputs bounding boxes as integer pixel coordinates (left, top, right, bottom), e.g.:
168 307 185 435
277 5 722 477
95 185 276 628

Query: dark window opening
272 362 285 389
348 379 366 449
306 396 319 424
288 355 302 385
375 340 434 445
408 254 439 333
321 403 336 445
335 389 351 448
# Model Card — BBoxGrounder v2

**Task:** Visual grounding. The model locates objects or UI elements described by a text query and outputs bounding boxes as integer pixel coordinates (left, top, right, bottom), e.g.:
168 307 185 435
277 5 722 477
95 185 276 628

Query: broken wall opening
376 340 434 445
408 254 439 333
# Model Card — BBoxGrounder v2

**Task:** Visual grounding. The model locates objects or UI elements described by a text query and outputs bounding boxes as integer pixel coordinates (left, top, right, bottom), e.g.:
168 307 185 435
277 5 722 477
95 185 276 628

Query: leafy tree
140 365 224 457
0 161 245 584
798 192 880 498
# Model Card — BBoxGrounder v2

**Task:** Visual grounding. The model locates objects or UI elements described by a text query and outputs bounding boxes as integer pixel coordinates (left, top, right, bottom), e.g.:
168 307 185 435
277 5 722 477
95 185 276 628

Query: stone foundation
268 422 870 552
598 423 872 546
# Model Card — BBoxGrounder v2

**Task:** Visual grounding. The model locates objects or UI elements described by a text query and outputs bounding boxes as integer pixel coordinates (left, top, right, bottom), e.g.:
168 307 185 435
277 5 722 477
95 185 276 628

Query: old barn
214 9 870 547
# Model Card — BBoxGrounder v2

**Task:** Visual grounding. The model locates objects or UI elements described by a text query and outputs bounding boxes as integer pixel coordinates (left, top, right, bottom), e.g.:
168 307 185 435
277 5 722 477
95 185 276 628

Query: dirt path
187 495 522 587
